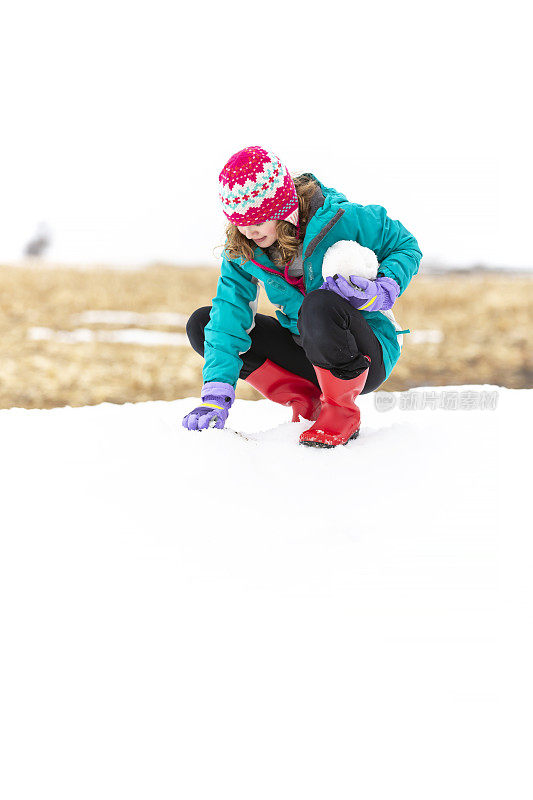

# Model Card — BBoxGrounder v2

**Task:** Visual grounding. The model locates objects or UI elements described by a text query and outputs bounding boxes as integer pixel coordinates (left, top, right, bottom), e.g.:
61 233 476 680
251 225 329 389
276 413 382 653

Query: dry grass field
0 262 531 409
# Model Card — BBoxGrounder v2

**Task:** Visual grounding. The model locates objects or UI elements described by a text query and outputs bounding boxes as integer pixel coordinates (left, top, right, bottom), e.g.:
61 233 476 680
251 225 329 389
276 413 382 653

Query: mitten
182 382 235 431
321 274 400 311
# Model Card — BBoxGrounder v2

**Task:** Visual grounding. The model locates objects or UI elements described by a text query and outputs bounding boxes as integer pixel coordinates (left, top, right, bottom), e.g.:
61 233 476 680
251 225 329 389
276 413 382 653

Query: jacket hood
246 174 349 267
300 172 350 207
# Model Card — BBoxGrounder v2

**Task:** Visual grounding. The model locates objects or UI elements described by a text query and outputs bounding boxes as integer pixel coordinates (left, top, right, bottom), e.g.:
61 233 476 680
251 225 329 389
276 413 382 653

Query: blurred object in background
24 222 52 259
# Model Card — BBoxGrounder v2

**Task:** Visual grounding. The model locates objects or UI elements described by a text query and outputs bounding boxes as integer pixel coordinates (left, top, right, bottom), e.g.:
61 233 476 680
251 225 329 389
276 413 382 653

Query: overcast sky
1 1 530 268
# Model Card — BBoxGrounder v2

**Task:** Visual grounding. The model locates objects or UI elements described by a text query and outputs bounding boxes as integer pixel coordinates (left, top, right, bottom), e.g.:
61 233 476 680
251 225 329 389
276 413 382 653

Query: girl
182 146 422 448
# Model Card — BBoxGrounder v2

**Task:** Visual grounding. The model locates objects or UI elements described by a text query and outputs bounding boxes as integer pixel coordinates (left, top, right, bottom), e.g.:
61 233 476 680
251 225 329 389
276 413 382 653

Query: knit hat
218 146 299 228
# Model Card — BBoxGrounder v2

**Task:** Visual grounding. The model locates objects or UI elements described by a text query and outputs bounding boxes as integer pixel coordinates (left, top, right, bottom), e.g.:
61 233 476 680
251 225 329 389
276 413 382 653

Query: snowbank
0 386 529 799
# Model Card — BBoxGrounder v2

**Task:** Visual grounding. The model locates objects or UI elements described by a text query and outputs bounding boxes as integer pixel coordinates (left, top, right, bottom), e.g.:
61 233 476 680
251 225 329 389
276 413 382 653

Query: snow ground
27 310 441 348
73 310 189 327
6 258 533 273
0 386 530 799
27 325 441 348
28 326 189 346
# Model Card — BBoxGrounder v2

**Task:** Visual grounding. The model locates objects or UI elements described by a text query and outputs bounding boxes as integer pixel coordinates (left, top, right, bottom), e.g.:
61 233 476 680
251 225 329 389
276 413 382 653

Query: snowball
322 240 380 281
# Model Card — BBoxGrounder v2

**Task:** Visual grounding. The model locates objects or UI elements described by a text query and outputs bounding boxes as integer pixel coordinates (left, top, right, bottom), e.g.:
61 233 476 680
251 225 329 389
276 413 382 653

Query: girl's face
237 220 278 248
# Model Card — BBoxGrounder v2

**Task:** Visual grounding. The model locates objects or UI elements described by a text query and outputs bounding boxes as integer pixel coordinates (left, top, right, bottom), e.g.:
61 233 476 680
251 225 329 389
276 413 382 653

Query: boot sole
299 429 360 449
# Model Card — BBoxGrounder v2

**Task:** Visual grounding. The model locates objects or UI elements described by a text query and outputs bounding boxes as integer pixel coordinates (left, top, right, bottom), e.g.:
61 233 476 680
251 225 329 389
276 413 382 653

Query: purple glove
320 274 400 311
182 381 235 431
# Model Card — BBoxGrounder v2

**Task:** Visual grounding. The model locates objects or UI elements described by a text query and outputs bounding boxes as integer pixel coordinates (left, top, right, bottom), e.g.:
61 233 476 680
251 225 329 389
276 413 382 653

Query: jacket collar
302 177 346 260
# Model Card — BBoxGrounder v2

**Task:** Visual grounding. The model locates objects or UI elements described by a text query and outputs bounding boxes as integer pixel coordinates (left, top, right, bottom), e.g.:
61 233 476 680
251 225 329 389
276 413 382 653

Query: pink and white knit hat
218 146 299 228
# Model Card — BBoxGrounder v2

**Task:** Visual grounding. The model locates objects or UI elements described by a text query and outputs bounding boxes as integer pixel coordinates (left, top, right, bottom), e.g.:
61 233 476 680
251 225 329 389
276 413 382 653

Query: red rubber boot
244 358 322 422
299 356 371 448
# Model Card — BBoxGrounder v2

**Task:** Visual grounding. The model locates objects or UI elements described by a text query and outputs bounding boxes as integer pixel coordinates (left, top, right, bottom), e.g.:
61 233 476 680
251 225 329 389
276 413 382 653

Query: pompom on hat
218 146 299 228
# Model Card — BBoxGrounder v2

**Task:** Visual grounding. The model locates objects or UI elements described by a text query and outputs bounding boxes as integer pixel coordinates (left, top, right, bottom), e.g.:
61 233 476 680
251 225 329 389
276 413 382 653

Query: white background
1 0 531 268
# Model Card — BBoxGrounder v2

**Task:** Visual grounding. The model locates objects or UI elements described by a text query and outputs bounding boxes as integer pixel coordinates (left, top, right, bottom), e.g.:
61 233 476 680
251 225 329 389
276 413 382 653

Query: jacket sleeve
347 204 423 296
202 254 260 389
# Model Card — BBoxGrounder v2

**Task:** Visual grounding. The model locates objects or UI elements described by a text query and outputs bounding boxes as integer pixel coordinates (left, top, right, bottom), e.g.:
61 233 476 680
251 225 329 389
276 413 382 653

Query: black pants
186 289 387 395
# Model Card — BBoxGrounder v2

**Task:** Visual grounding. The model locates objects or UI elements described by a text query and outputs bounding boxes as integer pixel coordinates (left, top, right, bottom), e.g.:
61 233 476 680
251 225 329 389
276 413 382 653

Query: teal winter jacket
203 174 422 389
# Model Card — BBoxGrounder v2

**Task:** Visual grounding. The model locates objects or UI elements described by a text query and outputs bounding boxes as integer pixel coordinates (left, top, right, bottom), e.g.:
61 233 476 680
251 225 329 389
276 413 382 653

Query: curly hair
216 173 320 267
